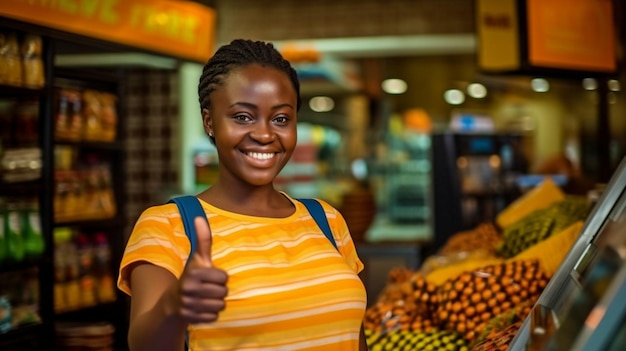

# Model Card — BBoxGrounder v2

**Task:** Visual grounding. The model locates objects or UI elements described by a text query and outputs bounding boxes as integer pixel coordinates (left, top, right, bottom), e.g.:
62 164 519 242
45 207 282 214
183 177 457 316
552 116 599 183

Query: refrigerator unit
431 131 529 252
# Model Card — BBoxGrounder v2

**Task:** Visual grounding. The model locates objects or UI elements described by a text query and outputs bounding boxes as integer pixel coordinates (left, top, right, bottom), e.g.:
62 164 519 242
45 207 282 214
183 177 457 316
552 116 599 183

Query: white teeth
246 152 275 160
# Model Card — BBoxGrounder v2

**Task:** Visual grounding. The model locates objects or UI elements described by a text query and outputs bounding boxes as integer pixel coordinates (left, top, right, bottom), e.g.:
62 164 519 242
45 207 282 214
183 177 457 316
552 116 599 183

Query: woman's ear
201 108 213 137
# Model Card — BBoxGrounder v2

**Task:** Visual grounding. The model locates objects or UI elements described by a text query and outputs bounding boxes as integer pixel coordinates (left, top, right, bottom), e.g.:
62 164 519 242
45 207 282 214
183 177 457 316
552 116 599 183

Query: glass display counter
508 156 626 351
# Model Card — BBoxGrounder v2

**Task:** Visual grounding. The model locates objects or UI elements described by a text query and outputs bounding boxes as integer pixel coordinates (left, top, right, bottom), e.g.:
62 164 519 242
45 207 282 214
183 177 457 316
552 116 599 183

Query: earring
209 131 214 137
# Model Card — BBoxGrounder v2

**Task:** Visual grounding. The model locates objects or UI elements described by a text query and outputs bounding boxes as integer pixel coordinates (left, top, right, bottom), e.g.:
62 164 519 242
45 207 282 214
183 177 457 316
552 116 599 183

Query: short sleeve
117 204 191 296
317 199 365 275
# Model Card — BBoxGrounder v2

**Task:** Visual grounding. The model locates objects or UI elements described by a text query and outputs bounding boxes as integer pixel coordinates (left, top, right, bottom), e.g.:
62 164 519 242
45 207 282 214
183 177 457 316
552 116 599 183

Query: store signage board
477 0 617 76
527 0 616 73
0 0 216 63
476 0 521 72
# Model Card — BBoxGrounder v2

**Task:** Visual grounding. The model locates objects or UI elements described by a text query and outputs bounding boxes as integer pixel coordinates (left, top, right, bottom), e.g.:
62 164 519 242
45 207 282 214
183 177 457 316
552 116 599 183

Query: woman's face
202 64 298 187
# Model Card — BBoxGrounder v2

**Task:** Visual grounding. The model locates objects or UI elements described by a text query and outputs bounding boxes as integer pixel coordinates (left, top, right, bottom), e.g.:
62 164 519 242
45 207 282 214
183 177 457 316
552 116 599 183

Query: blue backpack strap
168 195 207 266
167 195 207 351
297 198 338 250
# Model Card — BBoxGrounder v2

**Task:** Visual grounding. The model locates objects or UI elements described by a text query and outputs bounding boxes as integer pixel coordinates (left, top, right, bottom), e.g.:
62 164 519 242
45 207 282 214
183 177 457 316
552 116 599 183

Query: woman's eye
234 114 251 122
274 116 288 124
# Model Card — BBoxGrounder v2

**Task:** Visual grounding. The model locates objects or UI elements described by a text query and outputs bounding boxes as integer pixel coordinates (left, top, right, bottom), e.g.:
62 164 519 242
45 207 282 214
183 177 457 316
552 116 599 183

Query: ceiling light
381 78 407 94
308 96 334 112
582 78 597 90
444 89 465 105
608 79 621 92
531 78 549 92
467 83 487 98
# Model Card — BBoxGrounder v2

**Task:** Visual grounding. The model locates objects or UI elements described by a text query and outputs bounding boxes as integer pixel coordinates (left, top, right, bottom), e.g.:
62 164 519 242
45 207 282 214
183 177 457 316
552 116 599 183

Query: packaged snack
21 35 45 88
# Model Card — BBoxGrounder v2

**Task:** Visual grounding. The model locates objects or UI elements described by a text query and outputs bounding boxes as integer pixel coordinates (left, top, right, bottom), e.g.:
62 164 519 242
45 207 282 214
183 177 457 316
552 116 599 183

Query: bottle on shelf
4 201 25 263
76 232 97 308
93 232 116 303
22 198 45 259
53 227 80 312
0 199 7 263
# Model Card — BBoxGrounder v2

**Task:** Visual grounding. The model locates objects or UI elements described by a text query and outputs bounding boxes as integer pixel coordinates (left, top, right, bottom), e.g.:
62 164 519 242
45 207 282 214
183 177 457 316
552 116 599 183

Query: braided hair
198 39 301 114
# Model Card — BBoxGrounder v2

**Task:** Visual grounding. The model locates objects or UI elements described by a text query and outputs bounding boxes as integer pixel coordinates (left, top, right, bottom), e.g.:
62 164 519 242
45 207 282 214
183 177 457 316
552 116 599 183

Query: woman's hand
176 217 229 324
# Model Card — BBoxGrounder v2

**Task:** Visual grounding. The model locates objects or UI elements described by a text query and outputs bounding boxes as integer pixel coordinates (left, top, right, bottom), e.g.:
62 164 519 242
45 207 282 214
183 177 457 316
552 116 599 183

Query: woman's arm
127 218 228 351
128 264 188 351
359 324 369 351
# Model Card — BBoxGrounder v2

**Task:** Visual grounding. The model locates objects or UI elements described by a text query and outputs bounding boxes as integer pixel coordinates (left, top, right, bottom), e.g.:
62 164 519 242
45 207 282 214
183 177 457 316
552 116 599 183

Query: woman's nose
249 122 276 143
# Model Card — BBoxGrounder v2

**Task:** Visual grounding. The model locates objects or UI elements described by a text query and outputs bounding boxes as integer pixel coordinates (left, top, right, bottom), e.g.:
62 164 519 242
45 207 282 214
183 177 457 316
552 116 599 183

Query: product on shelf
0 99 39 148
0 32 23 87
54 162 116 222
21 198 45 259
55 88 83 141
83 89 118 142
0 268 42 334
54 88 119 143
0 147 42 183
55 88 117 142
92 233 116 303
53 228 117 313
20 35 45 88
55 322 115 351
53 227 81 313
4 201 25 263
0 31 45 89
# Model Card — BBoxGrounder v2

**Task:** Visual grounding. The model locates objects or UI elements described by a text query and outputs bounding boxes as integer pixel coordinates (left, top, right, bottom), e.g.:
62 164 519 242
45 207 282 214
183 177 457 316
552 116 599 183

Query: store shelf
55 301 118 320
0 322 47 350
54 139 125 151
0 256 49 272
0 179 42 197
53 216 123 229
0 84 44 98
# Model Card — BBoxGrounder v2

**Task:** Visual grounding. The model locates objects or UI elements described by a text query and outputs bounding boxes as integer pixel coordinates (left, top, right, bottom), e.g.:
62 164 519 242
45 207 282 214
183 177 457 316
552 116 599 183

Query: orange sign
527 0 616 72
0 0 217 63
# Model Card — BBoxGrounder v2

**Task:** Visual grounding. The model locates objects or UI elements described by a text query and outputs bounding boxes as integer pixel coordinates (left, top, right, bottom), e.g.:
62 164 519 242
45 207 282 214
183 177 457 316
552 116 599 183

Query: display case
0 19 127 351
508 156 626 351
51 67 127 351
0 29 55 351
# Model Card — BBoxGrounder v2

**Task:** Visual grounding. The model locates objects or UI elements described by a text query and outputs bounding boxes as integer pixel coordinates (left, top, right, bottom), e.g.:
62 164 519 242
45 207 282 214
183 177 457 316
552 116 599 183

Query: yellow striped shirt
118 195 367 351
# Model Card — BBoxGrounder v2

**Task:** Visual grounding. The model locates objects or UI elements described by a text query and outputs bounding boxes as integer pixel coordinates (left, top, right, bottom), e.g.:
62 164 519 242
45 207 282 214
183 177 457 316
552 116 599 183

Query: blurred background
1 0 625 350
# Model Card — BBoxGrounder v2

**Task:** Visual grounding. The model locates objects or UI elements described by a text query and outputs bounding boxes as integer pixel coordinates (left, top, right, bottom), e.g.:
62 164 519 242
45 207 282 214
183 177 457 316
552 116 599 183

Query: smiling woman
118 39 369 351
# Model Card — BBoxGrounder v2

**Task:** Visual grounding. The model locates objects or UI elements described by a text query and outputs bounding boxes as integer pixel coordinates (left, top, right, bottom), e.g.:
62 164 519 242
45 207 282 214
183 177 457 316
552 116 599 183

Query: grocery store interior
2 0 626 350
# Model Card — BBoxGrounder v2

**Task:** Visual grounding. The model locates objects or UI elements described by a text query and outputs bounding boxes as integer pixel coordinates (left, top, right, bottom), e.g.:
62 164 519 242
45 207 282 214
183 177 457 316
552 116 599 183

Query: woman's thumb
193 216 213 266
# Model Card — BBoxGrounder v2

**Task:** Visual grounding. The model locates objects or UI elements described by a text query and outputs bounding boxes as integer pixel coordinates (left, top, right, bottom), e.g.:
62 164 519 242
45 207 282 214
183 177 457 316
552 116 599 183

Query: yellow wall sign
476 0 521 72
0 0 217 63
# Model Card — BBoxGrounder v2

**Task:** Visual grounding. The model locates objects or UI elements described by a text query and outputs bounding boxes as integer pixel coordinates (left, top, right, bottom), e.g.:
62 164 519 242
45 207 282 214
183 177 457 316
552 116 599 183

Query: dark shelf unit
0 19 128 351
0 34 55 351
51 68 128 351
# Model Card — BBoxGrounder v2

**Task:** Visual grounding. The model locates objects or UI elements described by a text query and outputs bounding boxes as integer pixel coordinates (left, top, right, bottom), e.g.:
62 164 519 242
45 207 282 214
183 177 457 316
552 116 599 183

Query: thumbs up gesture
178 216 228 324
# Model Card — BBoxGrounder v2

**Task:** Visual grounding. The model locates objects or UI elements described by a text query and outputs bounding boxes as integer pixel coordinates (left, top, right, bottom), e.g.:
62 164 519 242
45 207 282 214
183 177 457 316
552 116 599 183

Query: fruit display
496 196 591 258
436 260 549 342
363 178 591 350
495 177 565 229
470 302 533 351
364 271 439 333
366 328 470 351
438 223 502 256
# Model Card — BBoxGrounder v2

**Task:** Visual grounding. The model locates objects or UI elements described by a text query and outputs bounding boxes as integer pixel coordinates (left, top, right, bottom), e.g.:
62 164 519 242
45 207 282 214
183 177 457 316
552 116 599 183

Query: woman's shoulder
139 202 181 216
135 202 184 227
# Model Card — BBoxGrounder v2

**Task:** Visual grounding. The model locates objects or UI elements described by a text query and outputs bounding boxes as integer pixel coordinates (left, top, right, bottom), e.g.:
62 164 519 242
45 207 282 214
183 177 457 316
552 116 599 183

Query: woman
117 39 369 351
